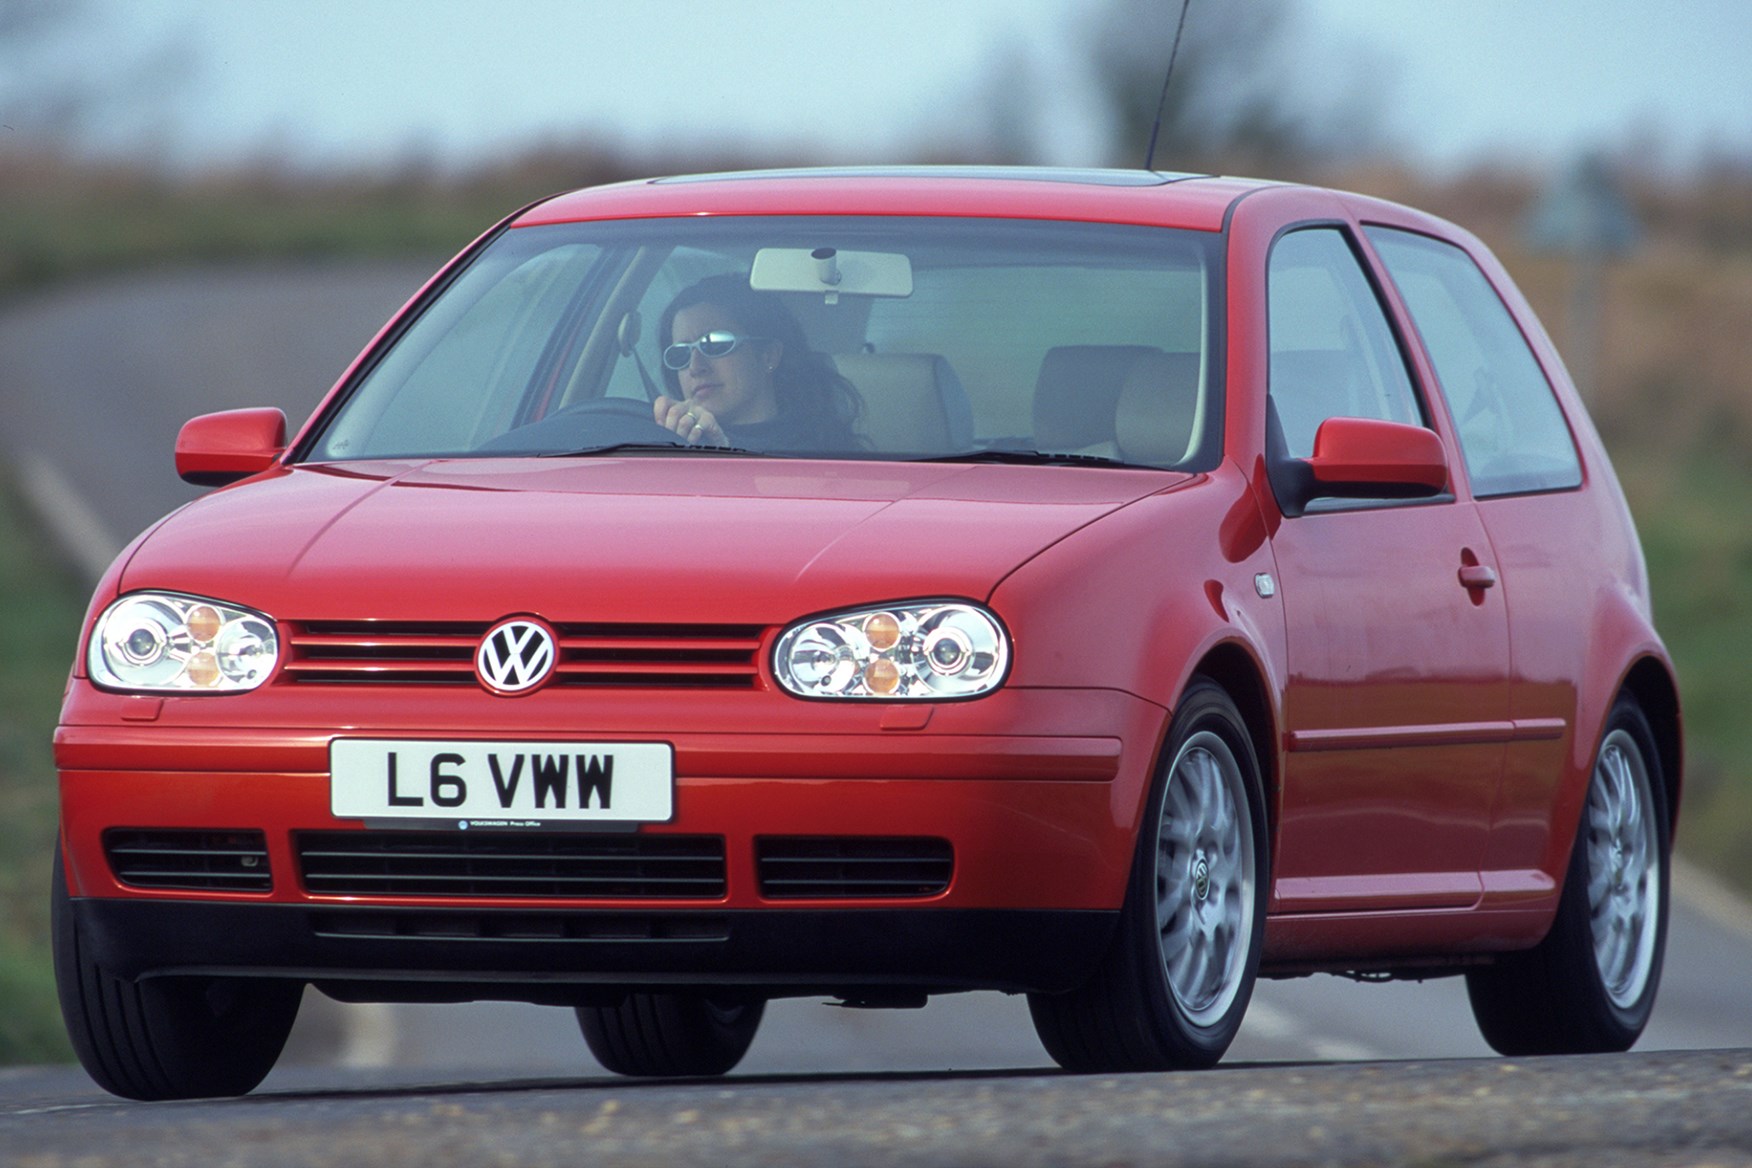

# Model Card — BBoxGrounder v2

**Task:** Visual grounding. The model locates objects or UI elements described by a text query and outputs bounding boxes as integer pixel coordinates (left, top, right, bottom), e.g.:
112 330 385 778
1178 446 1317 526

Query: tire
1466 694 1670 1055
577 992 765 1077
51 849 302 1100
1028 678 1268 1072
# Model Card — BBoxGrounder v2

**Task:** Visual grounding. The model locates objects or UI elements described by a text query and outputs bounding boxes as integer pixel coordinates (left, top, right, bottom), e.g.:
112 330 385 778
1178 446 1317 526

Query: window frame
1261 220 1453 517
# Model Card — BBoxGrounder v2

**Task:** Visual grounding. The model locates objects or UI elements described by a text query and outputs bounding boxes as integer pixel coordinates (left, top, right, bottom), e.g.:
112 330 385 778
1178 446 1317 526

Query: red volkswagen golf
53 167 1680 1099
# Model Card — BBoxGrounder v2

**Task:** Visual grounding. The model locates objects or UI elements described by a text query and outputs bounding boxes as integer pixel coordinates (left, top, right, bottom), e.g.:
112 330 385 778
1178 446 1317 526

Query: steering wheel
477 396 682 453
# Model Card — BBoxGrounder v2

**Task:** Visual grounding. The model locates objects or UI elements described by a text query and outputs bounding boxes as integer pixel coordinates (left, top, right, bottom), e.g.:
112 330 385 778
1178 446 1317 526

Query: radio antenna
1143 0 1193 172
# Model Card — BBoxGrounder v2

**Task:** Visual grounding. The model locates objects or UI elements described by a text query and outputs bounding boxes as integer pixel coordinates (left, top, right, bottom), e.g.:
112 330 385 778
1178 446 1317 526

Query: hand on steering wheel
655 396 727 446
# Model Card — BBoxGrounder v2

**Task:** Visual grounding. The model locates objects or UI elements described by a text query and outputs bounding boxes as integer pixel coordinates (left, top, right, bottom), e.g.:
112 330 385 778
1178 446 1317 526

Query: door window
1365 227 1582 497
1267 228 1425 458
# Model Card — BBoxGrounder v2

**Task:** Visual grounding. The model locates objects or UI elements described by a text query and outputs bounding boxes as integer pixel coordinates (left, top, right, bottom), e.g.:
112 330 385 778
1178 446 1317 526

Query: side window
1267 228 1424 458
1365 227 1582 497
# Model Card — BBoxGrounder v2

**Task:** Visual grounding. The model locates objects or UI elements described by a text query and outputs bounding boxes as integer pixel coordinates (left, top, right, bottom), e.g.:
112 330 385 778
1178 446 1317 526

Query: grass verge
1617 448 1752 891
0 469 84 1064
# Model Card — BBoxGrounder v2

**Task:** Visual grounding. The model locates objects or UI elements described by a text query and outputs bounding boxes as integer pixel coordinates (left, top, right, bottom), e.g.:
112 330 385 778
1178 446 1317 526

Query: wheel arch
1620 654 1683 834
1185 640 1280 839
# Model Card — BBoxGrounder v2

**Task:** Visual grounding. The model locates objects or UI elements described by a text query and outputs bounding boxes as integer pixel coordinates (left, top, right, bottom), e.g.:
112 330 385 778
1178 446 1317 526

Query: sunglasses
662 332 771 371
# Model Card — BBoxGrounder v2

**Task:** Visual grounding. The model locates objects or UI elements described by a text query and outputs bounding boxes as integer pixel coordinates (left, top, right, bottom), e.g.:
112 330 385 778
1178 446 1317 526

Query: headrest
835 352 973 453
1115 351 1201 465
1032 345 1161 451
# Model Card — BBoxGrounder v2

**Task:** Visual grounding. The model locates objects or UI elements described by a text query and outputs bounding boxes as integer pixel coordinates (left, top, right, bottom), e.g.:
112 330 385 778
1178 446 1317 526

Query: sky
7 0 1751 177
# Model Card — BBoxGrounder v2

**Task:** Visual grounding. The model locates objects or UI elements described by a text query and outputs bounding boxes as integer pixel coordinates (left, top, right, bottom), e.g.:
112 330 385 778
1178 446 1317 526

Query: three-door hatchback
53 167 1680 1099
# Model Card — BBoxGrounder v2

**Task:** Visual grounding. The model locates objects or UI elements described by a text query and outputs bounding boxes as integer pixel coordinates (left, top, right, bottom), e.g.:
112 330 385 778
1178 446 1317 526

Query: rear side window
1267 228 1425 458
1366 227 1582 497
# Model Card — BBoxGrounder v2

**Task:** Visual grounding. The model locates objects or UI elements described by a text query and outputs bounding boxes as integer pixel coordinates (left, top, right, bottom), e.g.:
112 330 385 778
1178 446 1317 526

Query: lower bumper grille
294 831 726 899
757 836 953 899
104 829 272 892
309 909 729 943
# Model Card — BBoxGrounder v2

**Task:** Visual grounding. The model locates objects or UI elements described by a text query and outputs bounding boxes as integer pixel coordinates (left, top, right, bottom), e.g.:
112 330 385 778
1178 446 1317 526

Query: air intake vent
104 829 272 892
282 620 765 689
296 831 726 899
757 837 953 899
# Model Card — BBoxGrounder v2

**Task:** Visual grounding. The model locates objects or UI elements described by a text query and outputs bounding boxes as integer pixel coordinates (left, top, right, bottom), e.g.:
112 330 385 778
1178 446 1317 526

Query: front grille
104 829 272 892
757 837 953 899
296 831 726 899
281 620 766 689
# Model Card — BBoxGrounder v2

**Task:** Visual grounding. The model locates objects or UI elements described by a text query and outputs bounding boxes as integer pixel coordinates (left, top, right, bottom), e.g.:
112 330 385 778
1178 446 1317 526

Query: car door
1364 225 1595 897
1261 226 1511 915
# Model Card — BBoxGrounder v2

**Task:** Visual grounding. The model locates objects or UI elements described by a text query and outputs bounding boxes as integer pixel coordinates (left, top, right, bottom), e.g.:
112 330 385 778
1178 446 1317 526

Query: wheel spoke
1587 864 1613 915
1582 727 1663 1008
1153 729 1257 1027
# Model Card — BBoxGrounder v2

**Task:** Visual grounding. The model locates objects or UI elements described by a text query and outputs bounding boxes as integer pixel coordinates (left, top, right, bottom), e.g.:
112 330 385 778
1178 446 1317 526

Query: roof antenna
1143 0 1193 173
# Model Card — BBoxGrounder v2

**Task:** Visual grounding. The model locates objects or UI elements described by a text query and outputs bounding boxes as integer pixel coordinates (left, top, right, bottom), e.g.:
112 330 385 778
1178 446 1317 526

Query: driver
654 274 861 451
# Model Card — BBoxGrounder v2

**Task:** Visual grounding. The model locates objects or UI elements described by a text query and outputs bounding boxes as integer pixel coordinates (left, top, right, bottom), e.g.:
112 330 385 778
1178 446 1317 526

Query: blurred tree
0 0 87 138
0 0 191 157
1087 0 1385 174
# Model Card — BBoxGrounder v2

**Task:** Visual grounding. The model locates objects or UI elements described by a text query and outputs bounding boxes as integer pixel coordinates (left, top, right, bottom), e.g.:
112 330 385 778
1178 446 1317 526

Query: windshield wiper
909 448 1136 467
542 442 763 458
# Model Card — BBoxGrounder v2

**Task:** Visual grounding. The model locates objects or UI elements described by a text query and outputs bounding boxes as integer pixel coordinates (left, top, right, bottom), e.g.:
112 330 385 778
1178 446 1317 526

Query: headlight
88 592 279 693
773 601 1009 700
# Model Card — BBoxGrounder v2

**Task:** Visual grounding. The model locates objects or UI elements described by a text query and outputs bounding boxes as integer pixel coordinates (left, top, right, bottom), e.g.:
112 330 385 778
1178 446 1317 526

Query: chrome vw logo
475 617 557 695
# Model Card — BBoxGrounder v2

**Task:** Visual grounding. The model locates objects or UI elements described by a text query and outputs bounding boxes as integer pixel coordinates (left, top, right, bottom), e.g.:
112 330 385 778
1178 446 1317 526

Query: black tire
51 849 302 1101
1028 678 1268 1072
1466 694 1670 1055
577 992 765 1077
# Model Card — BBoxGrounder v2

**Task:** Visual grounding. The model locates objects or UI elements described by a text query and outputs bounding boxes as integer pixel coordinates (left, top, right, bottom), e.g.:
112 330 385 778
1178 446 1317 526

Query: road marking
338 1002 399 1069
4 1102 108 1116
1243 998 1384 1062
1240 998 1299 1040
15 449 123 583
1673 854 1752 941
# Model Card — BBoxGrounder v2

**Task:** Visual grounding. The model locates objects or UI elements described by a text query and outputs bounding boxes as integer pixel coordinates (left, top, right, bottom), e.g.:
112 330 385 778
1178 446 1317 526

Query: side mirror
1271 416 1449 518
175 408 287 486
1308 417 1449 494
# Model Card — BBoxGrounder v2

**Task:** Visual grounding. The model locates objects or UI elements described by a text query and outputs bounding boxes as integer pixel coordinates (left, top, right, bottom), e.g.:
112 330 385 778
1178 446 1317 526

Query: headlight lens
88 592 278 693
773 602 1009 700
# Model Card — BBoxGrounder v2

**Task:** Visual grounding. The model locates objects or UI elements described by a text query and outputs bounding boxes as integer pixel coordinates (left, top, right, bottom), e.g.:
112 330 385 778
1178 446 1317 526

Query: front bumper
56 685 1163 999
65 898 1117 999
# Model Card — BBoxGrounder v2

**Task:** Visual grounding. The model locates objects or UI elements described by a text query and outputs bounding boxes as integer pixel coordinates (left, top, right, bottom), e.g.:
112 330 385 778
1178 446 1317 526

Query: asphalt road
7 1049 1752 1167
4 264 1752 1153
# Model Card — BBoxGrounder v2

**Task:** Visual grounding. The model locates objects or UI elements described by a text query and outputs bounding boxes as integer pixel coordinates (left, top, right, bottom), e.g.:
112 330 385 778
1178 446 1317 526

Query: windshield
302 216 1222 470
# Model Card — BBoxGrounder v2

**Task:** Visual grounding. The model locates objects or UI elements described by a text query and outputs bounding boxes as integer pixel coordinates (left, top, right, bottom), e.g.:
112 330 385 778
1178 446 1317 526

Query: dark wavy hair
658 274 862 447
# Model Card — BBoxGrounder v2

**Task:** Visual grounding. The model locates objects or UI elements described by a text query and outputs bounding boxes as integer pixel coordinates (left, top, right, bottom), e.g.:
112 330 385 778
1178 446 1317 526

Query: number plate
330 739 673 825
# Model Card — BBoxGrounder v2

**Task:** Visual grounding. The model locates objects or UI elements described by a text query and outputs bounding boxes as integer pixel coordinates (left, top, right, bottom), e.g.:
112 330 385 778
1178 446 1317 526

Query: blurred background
3 0 1749 1069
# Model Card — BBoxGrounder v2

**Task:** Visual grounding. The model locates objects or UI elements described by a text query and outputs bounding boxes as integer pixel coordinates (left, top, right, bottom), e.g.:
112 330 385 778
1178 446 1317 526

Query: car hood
120 457 1187 623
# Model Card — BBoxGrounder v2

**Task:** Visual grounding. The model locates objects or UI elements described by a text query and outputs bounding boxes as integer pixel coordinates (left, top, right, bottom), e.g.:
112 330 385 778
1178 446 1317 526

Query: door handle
1458 564 1498 590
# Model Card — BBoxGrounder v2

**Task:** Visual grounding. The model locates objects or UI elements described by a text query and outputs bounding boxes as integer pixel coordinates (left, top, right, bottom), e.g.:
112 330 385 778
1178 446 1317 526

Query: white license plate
330 739 673 824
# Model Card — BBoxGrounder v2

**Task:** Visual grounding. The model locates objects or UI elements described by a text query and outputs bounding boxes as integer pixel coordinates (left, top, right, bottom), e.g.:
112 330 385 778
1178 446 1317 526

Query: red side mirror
1307 417 1449 495
175 408 288 486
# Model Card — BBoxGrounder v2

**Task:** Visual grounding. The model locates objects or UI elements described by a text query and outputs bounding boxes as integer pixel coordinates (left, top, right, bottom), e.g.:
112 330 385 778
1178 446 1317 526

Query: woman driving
654 274 861 451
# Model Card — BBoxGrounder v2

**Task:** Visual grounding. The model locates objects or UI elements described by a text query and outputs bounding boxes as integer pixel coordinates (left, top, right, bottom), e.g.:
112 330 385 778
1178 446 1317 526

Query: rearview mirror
175 408 287 486
750 247 913 302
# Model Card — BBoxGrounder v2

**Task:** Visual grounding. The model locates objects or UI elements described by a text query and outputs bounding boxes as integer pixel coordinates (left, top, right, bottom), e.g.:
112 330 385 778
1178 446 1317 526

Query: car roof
515 166 1282 234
